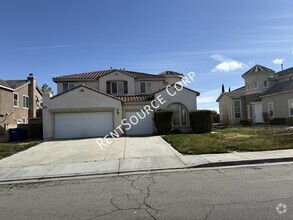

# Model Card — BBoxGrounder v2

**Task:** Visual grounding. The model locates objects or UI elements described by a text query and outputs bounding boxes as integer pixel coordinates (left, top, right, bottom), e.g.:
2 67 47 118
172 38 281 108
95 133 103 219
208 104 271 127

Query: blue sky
1 0 293 111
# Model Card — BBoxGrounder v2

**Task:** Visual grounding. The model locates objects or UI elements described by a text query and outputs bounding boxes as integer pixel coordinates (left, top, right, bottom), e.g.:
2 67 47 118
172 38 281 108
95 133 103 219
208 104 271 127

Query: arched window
167 103 188 126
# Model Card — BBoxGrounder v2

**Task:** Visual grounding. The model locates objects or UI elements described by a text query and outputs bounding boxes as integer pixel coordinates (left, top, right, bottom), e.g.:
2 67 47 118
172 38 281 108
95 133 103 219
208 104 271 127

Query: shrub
154 111 173 134
240 119 252 126
211 110 220 123
269 118 287 125
286 117 293 126
262 112 270 124
189 110 213 133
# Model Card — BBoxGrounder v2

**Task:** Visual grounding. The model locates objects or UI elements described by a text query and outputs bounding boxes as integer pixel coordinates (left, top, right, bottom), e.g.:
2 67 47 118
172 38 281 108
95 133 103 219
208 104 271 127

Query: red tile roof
53 69 165 82
117 95 154 102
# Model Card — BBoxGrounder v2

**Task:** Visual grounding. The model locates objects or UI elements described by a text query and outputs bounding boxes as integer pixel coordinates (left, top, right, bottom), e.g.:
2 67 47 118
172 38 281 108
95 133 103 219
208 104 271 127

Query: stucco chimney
27 73 36 118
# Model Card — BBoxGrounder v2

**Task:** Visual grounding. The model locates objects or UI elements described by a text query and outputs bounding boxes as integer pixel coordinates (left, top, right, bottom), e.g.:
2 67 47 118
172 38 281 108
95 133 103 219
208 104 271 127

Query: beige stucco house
217 65 293 125
43 69 199 139
0 74 43 141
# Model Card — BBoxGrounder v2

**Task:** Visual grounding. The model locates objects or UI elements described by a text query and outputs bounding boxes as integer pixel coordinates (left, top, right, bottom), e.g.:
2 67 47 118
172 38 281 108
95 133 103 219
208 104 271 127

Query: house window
62 83 76 92
167 103 187 126
268 102 274 117
288 100 293 116
288 76 293 80
111 82 124 94
252 81 258 89
263 81 268 88
228 107 232 119
233 100 242 119
23 95 29 109
13 92 19 107
219 108 223 121
22 117 26 124
140 82 152 94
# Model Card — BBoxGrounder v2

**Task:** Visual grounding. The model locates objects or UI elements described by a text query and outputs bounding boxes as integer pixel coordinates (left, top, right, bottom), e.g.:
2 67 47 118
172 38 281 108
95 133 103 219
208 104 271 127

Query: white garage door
125 111 153 135
54 112 113 139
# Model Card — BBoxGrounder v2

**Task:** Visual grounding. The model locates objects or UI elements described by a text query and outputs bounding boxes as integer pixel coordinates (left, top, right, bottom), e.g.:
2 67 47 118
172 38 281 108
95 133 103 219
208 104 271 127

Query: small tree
41 83 54 95
262 112 270 124
154 111 173 134
221 84 225 93
211 110 220 123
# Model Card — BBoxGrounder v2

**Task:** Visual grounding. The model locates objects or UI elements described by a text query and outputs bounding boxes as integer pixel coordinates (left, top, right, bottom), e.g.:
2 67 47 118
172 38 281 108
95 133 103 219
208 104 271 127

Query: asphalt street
0 163 293 220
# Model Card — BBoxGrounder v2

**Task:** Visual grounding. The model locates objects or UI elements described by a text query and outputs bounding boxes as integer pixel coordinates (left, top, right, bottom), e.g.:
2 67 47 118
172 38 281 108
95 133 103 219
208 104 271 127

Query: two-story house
43 68 200 139
217 65 293 125
0 74 43 141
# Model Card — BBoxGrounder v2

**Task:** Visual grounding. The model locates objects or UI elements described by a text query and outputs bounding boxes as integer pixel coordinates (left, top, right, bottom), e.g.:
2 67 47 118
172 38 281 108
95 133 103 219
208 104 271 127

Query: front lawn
163 127 293 154
0 142 40 159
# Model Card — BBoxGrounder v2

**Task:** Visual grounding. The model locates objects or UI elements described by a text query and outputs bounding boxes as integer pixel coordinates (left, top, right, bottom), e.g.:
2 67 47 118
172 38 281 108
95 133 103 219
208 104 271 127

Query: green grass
0 142 40 159
163 127 293 154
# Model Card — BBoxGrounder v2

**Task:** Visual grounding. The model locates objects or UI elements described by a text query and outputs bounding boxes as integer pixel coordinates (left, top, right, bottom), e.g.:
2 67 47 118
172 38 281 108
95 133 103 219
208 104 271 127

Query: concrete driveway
0 136 185 173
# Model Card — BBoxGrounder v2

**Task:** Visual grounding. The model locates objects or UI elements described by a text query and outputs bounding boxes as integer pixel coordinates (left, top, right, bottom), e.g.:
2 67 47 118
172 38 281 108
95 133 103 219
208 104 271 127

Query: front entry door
252 103 263 123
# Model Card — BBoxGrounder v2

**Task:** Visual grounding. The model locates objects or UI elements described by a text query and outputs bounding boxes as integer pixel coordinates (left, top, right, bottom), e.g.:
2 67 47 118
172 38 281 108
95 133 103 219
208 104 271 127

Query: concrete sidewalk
1 140 293 182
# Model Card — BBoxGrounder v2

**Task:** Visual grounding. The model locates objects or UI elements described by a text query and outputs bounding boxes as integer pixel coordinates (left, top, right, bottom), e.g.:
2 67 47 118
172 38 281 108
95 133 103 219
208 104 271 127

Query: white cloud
273 58 284 65
212 60 244 72
210 54 245 73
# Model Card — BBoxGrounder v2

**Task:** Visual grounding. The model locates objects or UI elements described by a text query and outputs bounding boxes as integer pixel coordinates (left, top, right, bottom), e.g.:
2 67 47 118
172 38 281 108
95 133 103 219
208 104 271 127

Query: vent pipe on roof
110 67 112 70
281 63 284 71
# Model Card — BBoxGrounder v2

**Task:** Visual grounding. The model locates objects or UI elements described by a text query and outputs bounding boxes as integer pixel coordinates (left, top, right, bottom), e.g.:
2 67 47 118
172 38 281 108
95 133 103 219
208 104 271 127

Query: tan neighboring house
43 69 200 139
0 74 43 141
217 65 293 125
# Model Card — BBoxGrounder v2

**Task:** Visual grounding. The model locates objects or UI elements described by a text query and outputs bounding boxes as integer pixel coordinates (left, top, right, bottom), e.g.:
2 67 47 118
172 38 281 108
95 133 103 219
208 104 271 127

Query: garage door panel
54 112 113 139
125 111 153 135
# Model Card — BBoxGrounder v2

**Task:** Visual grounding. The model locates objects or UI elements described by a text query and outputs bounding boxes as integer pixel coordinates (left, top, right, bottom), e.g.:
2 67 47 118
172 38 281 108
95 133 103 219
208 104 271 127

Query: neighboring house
43 69 200 139
0 74 43 141
217 65 293 125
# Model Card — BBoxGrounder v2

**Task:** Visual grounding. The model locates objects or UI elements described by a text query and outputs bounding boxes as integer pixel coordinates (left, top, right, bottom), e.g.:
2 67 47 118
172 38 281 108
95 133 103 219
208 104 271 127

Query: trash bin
9 128 28 142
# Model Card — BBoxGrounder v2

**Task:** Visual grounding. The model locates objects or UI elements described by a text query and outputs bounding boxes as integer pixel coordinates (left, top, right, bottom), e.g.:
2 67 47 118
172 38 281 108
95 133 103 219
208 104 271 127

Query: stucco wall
218 95 232 125
43 87 122 139
134 80 164 94
243 71 275 95
261 91 293 118
99 71 135 95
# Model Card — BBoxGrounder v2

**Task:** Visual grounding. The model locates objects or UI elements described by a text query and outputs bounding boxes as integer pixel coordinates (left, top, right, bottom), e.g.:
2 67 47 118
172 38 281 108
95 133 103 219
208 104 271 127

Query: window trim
252 81 258 89
233 100 242 119
62 82 76 92
22 95 29 109
288 99 293 117
139 81 152 94
13 92 19 108
110 81 124 95
228 107 233 120
167 103 188 127
263 81 268 88
268 102 274 117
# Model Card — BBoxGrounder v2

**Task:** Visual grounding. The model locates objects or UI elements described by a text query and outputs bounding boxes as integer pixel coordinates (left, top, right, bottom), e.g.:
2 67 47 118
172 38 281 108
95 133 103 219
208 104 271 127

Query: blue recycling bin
9 128 28 142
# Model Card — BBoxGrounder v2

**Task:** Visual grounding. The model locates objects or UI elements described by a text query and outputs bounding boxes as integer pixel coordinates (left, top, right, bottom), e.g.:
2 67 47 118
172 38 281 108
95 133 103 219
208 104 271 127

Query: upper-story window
23 95 29 109
263 81 268 88
13 92 19 107
107 81 128 95
140 82 152 94
288 75 293 81
252 81 258 89
62 83 76 92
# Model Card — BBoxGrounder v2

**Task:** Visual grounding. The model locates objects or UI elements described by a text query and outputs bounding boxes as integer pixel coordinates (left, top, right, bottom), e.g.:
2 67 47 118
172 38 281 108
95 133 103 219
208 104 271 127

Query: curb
191 157 293 168
1 157 293 184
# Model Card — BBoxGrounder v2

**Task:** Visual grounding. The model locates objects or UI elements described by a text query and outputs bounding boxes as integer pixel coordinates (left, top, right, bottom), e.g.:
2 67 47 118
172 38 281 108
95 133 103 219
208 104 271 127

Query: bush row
154 110 213 134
